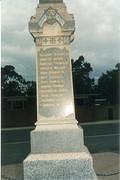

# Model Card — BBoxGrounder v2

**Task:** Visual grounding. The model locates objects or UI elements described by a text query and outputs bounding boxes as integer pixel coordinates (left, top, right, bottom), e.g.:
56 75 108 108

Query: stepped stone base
24 149 97 180
31 124 84 154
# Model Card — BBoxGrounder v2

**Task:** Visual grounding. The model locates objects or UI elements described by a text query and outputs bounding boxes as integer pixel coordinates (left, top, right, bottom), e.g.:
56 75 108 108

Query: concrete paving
1 152 120 180
93 152 120 180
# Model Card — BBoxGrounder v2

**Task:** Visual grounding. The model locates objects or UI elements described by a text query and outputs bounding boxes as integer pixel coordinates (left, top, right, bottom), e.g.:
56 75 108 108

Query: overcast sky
2 0 120 80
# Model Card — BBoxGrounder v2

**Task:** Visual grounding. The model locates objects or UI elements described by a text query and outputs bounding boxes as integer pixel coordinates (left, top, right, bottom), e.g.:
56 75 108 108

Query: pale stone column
28 0 84 154
23 1 98 179
29 2 76 126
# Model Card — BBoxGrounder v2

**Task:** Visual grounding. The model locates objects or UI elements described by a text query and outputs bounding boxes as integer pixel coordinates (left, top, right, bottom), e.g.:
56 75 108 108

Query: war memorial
23 0 97 179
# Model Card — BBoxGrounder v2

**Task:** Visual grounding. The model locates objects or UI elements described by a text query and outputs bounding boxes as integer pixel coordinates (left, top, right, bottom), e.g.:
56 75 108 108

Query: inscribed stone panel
37 48 74 119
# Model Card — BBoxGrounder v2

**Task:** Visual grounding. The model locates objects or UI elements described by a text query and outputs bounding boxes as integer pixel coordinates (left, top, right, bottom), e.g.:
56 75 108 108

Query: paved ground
1 152 120 180
93 152 120 180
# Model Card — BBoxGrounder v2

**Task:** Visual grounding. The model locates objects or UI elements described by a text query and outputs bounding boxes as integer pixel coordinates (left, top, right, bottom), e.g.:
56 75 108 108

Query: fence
1 96 119 128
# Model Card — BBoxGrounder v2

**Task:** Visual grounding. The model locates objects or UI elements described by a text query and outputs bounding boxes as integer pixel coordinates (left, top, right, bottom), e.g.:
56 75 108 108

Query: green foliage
72 56 94 94
1 65 36 96
26 81 36 96
1 65 26 96
97 64 119 105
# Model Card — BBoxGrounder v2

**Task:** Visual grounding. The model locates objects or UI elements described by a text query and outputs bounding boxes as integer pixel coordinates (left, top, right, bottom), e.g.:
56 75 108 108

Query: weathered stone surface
29 3 75 35
31 124 84 154
24 150 98 180
29 2 75 124
37 47 75 121
23 1 97 179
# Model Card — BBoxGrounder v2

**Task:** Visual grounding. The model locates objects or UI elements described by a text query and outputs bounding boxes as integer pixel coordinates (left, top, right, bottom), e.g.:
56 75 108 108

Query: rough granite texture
24 152 98 180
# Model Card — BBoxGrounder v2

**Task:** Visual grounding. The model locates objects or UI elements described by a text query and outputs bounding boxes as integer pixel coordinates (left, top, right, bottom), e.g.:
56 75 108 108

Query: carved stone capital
29 3 75 40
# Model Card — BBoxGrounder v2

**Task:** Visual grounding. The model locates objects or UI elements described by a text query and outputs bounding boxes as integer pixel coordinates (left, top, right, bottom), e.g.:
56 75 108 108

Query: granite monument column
23 0 97 179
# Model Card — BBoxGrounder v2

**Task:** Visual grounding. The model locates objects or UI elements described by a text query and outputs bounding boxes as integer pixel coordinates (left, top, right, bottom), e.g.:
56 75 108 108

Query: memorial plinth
23 0 97 179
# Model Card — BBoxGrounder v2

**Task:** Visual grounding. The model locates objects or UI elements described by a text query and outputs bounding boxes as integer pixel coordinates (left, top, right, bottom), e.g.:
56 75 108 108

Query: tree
1 65 26 96
72 56 94 95
26 81 36 96
97 63 119 105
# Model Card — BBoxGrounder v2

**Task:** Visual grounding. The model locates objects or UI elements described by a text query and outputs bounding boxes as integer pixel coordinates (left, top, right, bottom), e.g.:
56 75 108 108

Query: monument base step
31 124 84 154
24 147 98 180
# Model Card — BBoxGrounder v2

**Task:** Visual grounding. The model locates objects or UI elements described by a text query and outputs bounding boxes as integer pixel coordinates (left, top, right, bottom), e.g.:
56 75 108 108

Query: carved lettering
36 36 70 46
38 48 70 108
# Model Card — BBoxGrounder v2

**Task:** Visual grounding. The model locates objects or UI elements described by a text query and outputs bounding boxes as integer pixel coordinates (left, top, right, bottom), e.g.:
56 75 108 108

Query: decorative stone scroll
38 7 65 28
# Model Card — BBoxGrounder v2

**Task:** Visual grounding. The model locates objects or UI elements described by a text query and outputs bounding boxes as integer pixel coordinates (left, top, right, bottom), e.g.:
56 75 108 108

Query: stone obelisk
23 0 97 179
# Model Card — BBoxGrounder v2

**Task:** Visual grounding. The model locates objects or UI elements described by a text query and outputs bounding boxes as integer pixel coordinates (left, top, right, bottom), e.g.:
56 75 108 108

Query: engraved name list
38 48 71 113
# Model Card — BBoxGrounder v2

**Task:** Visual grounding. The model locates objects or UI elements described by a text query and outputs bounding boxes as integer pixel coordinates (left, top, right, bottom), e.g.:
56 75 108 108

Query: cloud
2 0 38 80
65 0 120 78
2 0 120 80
